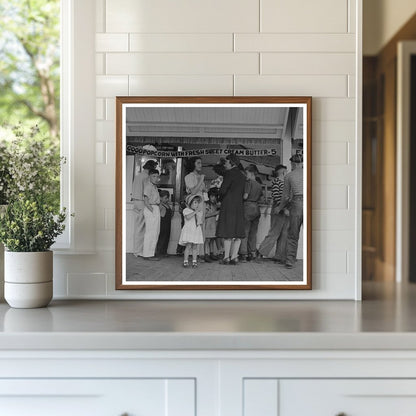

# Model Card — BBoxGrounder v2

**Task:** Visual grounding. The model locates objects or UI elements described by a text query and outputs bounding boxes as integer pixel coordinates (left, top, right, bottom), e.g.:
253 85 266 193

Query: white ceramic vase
4 251 53 308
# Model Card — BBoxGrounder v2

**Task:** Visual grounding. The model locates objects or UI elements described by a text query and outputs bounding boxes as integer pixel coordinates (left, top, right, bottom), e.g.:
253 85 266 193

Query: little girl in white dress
179 194 204 268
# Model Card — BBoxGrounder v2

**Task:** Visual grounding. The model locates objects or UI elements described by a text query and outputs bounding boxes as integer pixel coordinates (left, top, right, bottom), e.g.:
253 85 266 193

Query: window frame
52 0 96 253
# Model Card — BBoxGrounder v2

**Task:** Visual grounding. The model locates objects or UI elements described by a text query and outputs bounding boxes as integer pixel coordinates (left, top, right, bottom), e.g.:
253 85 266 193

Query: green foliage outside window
0 0 61 210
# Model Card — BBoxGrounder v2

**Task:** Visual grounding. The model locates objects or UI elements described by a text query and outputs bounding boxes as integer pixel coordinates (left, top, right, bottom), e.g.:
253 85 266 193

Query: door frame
396 41 416 282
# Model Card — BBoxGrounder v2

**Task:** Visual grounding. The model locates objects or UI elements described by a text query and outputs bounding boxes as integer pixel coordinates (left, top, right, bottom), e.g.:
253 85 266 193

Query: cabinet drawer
280 379 416 416
0 379 195 416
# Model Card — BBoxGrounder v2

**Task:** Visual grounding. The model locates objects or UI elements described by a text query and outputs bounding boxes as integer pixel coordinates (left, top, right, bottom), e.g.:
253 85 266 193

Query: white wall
363 0 416 55
53 0 361 300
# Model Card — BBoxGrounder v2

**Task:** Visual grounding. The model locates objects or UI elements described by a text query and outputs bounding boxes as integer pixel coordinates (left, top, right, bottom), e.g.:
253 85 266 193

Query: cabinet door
280 380 416 416
0 379 195 416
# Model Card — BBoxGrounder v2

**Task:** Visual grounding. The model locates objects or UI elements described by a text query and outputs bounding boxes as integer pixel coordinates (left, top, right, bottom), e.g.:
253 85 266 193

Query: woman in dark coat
216 153 246 265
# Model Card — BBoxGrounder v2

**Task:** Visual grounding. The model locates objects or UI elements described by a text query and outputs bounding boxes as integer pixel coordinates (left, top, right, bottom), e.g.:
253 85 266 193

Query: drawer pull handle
336 413 347 416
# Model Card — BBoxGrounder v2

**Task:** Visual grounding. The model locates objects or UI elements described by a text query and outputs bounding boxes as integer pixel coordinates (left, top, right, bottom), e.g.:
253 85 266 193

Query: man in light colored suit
131 159 158 257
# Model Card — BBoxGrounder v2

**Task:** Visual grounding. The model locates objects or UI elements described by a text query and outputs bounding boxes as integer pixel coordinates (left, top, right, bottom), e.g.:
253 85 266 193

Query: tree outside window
0 0 60 208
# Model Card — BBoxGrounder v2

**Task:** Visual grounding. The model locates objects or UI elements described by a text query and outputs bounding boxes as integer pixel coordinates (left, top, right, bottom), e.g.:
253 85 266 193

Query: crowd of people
130 152 304 270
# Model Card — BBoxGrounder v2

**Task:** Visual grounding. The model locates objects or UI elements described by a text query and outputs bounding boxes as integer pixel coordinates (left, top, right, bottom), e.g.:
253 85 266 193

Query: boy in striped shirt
256 164 288 262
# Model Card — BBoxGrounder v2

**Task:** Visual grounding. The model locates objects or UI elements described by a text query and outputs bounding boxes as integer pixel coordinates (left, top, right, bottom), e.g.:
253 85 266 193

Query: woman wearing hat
216 153 246 265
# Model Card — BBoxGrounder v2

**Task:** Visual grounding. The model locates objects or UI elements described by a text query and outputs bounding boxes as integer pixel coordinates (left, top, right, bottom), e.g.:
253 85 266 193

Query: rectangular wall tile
106 0 259 33
96 230 116 251
236 75 347 97
106 142 116 165
96 186 114 209
96 121 116 142
129 75 233 96
95 207 105 230
312 98 355 121
96 142 106 164
52 271 68 297
130 34 233 52
107 53 259 75
96 0 105 32
313 142 348 165
106 98 116 121
348 75 356 97
96 98 105 120
96 53 105 75
262 0 348 33
312 251 348 274
312 210 354 230
236 34 355 52
244 379 278 416
96 75 128 97
313 230 355 251
349 0 357 33
262 53 355 75
96 34 129 52
313 121 355 142
347 250 355 274
313 185 349 209
67 273 107 296
104 208 115 230
313 165 355 185
96 164 115 186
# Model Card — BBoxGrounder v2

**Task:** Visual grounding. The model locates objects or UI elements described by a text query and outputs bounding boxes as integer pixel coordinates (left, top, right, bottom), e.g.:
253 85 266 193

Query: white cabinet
1 350 416 415
0 379 194 416
280 380 416 416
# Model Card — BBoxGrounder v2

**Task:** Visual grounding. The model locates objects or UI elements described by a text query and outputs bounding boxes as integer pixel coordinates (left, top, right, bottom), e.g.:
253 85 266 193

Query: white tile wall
313 231 355 251
106 0 259 33
106 53 259 75
261 53 355 75
313 251 348 274
313 121 355 142
67 273 107 296
312 210 355 230
96 34 128 52
313 165 355 185
348 75 356 97
105 98 116 120
313 185 349 210
261 0 348 33
96 98 104 120
313 142 349 165
129 75 233 96
312 98 355 121
235 34 356 53
96 142 106 164
55 0 361 300
130 34 234 52
96 76 128 97
95 53 105 75
235 75 348 97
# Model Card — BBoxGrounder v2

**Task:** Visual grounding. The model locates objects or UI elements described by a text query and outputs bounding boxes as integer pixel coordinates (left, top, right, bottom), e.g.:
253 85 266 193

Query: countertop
1 281 416 351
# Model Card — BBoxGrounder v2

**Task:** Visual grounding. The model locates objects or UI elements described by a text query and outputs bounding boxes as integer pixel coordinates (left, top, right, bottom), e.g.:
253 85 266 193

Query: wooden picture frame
116 96 312 290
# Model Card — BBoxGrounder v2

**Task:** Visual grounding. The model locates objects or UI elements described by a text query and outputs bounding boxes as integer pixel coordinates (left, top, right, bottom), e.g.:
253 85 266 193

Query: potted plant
0 124 66 308
0 197 66 308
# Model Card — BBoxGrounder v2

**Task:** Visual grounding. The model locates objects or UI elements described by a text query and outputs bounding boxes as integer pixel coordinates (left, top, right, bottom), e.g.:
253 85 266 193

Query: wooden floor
126 253 303 282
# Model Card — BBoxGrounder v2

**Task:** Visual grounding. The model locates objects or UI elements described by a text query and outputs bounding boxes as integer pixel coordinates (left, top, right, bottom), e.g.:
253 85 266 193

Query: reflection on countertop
0 281 415 350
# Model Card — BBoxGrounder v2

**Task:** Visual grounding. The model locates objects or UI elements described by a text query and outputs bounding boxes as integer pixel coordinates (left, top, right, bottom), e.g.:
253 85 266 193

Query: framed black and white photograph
116 97 311 290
